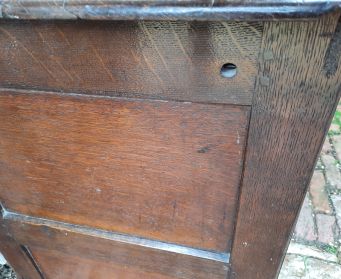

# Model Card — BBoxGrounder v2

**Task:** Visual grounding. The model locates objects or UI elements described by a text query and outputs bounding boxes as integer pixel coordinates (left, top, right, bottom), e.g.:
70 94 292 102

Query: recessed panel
0 90 249 251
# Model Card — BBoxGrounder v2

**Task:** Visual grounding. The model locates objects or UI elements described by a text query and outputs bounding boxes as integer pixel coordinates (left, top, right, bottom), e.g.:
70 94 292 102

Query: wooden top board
0 0 341 21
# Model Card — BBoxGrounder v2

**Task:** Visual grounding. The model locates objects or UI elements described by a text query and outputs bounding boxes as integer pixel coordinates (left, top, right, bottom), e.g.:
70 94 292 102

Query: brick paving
280 107 341 278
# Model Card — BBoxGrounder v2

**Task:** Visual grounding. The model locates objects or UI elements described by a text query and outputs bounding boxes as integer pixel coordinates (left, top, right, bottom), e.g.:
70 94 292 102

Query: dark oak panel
0 89 249 252
2 211 229 279
1 4 339 278
33 249 177 279
0 223 42 279
0 20 262 105
230 13 341 279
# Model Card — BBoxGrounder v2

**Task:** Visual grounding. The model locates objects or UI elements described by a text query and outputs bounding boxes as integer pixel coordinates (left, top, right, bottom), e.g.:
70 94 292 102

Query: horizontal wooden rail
0 204 230 263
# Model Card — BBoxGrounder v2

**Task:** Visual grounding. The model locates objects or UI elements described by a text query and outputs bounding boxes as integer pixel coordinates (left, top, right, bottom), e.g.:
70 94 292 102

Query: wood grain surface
1 5 340 279
0 20 262 105
0 217 42 279
33 249 181 279
2 213 229 279
0 89 249 252
230 13 341 279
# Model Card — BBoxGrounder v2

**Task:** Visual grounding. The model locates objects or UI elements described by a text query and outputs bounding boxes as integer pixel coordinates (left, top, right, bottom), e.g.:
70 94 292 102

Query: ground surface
0 265 16 279
1 108 341 278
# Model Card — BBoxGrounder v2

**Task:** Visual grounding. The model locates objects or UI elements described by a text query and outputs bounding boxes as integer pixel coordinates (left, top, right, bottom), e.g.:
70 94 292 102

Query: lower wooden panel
1 210 229 279
0 89 249 252
32 248 177 279
0 224 42 279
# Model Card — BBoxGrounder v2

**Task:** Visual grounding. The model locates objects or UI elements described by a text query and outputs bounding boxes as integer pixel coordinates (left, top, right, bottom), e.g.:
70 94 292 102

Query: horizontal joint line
1 207 229 263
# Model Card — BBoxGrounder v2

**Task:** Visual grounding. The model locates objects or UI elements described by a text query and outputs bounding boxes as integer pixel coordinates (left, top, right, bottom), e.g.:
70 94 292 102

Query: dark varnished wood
230 13 341 279
33 249 180 279
1 3 341 279
0 89 249 252
2 209 229 279
0 20 262 105
0 221 41 279
0 0 341 21
2 207 229 263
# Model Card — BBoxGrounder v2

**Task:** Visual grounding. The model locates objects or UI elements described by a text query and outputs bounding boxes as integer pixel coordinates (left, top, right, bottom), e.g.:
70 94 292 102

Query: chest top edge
0 0 340 21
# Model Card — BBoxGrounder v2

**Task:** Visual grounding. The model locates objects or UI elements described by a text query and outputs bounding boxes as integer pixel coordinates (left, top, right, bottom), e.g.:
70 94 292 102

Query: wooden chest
0 1 340 278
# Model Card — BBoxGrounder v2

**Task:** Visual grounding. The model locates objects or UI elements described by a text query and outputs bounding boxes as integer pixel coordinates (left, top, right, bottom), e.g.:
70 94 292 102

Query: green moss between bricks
321 244 338 255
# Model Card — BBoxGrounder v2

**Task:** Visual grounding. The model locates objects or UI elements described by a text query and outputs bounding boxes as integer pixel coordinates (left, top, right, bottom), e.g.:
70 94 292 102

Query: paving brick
329 123 340 134
305 257 341 279
278 254 306 279
279 254 341 279
321 154 341 190
287 241 338 262
315 158 324 170
309 171 331 214
322 137 333 154
0 264 16 279
331 195 341 230
332 134 341 160
294 195 317 241
316 214 337 244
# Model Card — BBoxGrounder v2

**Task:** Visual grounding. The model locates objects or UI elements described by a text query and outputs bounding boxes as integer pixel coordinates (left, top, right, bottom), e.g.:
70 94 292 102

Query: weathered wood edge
0 0 341 21
229 12 341 279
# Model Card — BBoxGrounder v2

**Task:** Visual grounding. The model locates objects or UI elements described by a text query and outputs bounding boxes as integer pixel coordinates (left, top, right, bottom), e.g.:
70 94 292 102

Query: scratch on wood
37 31 75 81
140 23 177 82
247 23 263 37
0 26 62 84
91 46 117 83
55 26 71 45
169 22 192 64
136 39 167 91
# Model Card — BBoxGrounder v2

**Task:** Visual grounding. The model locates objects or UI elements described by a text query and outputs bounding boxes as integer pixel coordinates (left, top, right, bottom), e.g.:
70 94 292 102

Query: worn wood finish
1 3 341 279
0 89 249 252
230 13 341 279
33 249 178 279
1 0 341 21
0 20 262 105
2 207 229 263
0 21 262 104
2 211 229 279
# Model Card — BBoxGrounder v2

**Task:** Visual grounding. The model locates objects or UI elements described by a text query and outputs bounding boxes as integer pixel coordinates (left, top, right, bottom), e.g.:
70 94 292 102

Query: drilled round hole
220 63 237 78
